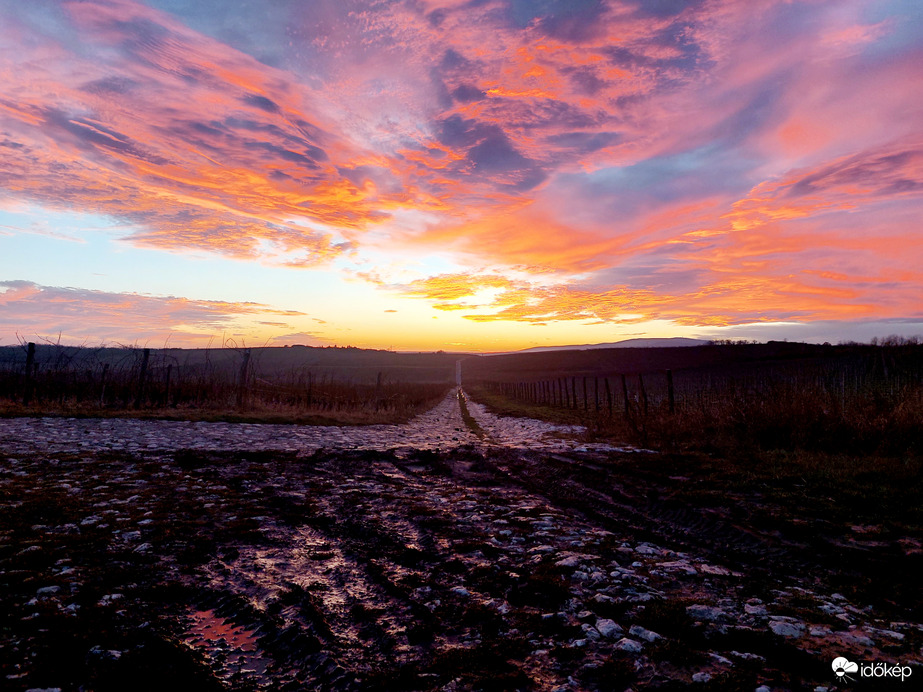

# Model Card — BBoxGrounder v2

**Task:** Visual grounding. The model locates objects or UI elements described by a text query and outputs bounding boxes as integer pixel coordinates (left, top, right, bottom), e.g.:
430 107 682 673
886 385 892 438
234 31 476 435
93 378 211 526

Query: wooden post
134 348 150 409
571 377 577 410
595 377 599 413
666 369 675 414
236 348 251 409
23 342 35 406
164 364 173 408
605 377 612 418
99 362 109 408
639 374 648 416
621 374 630 418
582 377 588 412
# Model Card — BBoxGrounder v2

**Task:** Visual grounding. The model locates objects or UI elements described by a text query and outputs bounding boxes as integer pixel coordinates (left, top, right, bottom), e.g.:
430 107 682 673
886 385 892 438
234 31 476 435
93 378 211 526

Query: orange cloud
410 204 626 273
403 274 514 301
0 0 427 264
0 280 313 346
2 0 922 348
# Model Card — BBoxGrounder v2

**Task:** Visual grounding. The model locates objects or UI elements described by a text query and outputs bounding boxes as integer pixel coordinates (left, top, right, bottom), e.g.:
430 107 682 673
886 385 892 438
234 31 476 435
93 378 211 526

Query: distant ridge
506 337 710 354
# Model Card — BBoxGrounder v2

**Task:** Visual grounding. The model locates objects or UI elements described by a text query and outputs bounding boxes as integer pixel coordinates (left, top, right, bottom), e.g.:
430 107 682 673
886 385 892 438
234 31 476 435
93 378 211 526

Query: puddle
185 608 272 685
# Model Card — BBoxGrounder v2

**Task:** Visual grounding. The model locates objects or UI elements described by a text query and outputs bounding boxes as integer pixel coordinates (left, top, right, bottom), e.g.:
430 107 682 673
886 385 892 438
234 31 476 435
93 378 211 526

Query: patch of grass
0 400 446 426
463 384 586 429
456 388 486 439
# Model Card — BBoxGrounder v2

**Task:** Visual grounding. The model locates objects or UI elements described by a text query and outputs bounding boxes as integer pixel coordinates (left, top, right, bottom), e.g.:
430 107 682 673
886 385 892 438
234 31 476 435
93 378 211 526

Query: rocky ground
1 390 920 690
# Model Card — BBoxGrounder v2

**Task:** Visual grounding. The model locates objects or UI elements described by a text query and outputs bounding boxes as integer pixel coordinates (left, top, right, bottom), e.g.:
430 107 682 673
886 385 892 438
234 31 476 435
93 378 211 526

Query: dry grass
597 380 923 459
0 398 447 426
467 349 923 460
0 343 456 424
466 366 923 521
0 367 450 425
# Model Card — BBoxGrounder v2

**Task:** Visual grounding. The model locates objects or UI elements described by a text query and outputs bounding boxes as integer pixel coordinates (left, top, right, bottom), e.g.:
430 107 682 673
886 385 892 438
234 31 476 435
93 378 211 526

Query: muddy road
1 390 920 690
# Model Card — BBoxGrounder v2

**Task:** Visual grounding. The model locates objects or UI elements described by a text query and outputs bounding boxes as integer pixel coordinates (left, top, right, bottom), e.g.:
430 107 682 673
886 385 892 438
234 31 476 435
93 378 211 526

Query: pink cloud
0 280 306 345
1 0 921 340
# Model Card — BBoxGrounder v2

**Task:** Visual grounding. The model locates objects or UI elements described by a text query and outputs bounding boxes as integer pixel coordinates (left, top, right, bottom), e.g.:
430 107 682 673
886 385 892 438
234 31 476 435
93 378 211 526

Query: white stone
660 560 697 575
628 625 662 642
699 563 734 576
581 623 601 641
686 604 727 622
614 638 643 653
769 619 805 638
596 618 623 639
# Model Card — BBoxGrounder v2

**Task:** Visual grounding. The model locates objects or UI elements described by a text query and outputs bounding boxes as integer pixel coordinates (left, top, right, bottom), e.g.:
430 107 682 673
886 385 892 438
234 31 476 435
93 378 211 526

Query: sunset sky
1 0 921 352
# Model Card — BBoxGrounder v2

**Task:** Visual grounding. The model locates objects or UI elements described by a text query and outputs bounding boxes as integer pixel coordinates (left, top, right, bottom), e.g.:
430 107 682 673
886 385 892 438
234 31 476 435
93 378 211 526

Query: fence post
99 362 109 408
237 348 251 409
621 374 630 418
639 374 648 416
583 377 588 412
23 342 35 406
571 377 577 410
134 348 150 409
605 377 612 418
595 377 600 413
164 363 173 408
666 369 675 414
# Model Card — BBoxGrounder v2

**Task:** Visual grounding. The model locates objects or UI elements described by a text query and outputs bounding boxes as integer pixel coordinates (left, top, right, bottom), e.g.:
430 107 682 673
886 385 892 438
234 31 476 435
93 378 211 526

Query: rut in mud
1 390 920 691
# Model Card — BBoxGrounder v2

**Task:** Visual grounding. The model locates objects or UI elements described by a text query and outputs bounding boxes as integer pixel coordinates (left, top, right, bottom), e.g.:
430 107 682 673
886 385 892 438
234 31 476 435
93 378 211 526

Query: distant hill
462 340 858 383
507 337 710 354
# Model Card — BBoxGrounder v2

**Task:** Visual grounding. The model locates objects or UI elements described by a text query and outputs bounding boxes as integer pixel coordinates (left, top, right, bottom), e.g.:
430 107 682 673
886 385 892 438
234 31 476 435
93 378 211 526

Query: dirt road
1 391 919 690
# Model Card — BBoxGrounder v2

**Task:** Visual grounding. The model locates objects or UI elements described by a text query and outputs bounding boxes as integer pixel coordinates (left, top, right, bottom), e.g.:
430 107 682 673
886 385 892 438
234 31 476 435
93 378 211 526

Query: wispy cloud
0 0 921 344
0 280 306 344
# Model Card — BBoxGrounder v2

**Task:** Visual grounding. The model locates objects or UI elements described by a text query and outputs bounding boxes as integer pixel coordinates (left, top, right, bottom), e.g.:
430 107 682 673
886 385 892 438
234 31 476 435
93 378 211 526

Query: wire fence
0 343 449 417
477 348 923 417
471 346 923 454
